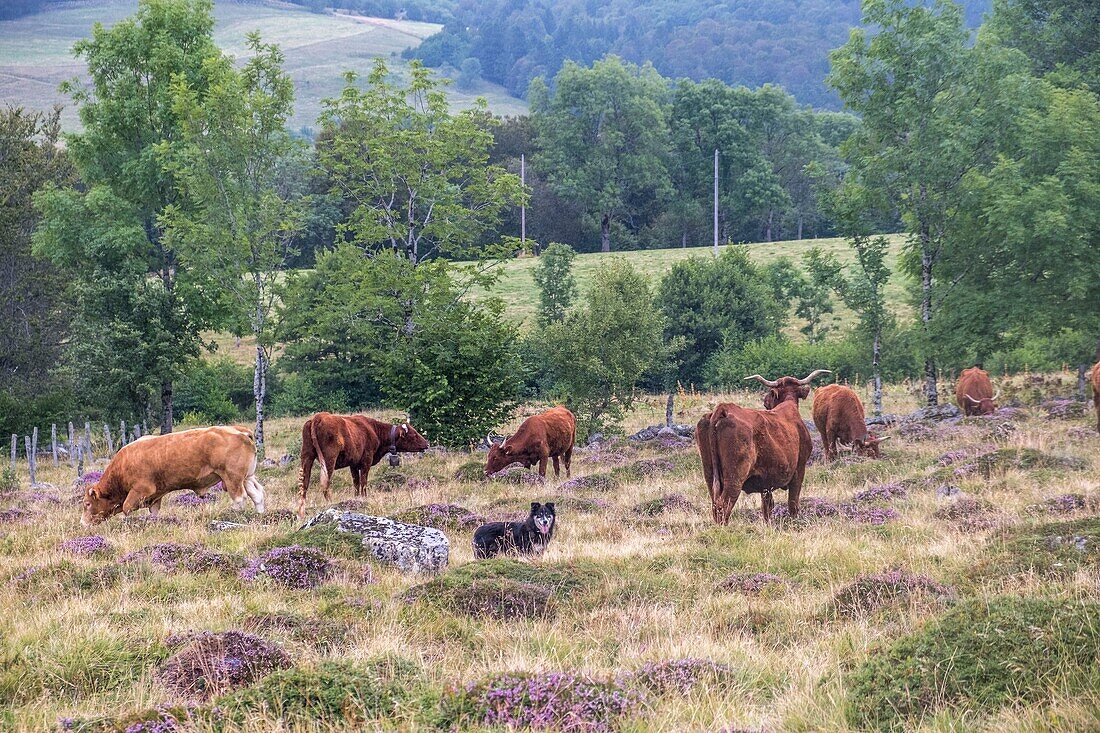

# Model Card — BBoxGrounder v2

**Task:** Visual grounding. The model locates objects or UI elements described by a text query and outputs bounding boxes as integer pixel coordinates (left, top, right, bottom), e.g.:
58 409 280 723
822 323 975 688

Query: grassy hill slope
0 0 527 132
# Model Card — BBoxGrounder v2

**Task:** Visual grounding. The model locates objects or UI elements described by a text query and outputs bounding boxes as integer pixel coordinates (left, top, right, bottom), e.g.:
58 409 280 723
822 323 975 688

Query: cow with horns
955 366 999 416
812 383 888 461
697 370 831 524
485 406 576 479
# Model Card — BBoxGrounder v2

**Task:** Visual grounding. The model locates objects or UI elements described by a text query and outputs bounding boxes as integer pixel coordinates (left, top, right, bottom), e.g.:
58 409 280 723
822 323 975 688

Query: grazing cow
297 413 429 518
1092 361 1100 434
697 370 830 524
812 384 889 461
955 366 999 416
81 426 264 526
485 406 576 478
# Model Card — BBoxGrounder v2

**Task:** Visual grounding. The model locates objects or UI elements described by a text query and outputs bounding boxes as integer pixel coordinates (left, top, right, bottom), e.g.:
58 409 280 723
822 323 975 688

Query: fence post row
51 424 58 466
68 422 75 467
77 442 84 477
9 435 15 472
84 422 91 457
103 423 114 456
120 420 127 447
25 435 36 485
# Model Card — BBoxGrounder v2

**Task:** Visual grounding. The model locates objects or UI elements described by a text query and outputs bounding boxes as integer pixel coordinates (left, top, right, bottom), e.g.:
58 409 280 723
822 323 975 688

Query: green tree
34 0 224 429
828 0 994 405
160 35 306 451
317 58 523 264
530 56 672 252
0 107 75 434
531 243 577 326
539 260 666 436
987 0 1100 92
657 247 782 387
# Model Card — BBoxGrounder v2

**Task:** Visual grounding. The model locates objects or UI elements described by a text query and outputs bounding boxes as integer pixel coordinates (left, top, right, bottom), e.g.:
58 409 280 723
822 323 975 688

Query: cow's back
814 384 865 441
956 367 993 402
108 426 254 490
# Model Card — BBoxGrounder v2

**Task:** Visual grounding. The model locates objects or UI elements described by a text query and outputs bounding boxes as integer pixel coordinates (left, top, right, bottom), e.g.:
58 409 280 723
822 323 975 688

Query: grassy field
472 235 912 332
3 373 1099 731
0 0 526 132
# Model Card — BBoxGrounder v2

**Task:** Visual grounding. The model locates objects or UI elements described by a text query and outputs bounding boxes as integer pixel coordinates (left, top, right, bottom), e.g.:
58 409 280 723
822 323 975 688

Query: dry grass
2 378 1099 731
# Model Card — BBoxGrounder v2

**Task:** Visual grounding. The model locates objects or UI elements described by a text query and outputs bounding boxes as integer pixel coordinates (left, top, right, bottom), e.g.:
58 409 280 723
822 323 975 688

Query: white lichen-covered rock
300 508 449 574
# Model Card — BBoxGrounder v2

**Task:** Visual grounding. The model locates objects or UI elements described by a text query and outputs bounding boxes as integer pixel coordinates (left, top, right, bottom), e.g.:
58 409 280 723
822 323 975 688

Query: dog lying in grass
473 502 556 559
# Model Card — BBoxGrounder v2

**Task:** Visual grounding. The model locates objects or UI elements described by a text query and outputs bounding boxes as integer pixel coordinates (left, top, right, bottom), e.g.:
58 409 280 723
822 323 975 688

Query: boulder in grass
300 508 449 574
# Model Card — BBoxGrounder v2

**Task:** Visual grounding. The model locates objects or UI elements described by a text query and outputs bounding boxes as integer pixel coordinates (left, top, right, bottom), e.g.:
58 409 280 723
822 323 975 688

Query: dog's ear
531 501 541 511
545 502 555 512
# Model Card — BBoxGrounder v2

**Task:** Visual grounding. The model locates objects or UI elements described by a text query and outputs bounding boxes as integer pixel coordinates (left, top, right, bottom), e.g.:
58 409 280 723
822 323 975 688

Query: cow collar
388 424 400 467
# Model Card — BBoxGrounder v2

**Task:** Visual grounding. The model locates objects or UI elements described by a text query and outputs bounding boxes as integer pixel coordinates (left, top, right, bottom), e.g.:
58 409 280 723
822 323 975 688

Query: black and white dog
473 502 556 559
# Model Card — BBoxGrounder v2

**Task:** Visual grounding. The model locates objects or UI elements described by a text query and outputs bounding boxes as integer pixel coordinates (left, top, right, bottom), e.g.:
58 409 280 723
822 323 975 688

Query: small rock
300 508 449 573
209 520 248 532
865 414 900 427
904 404 962 423
587 432 606 446
935 484 964 499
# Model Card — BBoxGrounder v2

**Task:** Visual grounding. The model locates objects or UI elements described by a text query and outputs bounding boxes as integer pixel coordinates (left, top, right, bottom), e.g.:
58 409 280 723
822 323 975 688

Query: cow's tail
709 408 725 497
297 417 327 513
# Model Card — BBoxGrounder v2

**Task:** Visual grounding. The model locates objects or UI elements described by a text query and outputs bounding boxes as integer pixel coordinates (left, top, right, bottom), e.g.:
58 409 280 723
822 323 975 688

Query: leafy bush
175 357 252 424
218 658 425 726
269 371 349 417
847 597 1100 729
0 467 18 493
986 329 1096 374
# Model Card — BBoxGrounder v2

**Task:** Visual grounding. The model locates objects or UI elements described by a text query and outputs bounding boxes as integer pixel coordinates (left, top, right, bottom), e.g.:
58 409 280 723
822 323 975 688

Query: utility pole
520 153 527 252
713 148 719 256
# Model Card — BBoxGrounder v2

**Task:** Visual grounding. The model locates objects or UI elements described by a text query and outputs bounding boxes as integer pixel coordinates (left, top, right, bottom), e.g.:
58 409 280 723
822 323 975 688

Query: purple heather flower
830 569 955 617
623 658 735 695
58 535 112 557
157 631 291 699
79 471 104 484
559 474 618 493
0 507 32 523
851 483 907 503
121 543 241 574
173 492 217 507
239 545 331 590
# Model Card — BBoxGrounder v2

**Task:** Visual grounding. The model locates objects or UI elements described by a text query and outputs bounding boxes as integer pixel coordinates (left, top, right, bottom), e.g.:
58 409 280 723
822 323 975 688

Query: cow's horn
992 390 1001 400
964 393 981 404
744 374 779 388
796 369 832 385
876 436 891 443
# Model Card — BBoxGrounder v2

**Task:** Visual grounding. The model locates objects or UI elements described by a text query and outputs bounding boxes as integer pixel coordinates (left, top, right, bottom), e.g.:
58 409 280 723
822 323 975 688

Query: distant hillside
0 0 526 132
407 0 994 109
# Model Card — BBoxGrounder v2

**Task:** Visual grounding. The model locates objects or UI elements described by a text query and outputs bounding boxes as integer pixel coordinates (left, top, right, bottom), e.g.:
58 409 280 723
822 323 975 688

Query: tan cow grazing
697 370 830 524
1092 361 1100 434
485 406 576 478
812 383 888 461
955 366 999 416
81 426 264 526
297 413 429 518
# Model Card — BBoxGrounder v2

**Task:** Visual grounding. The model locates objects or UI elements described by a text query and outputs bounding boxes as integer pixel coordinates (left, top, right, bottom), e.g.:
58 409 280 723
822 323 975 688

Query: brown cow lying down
955 366 999 416
81 425 264 526
697 370 829 524
485 406 576 478
812 383 888 461
297 412 429 518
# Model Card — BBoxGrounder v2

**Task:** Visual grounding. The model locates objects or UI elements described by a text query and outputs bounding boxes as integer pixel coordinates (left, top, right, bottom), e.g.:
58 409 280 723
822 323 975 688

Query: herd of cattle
80 364 1100 530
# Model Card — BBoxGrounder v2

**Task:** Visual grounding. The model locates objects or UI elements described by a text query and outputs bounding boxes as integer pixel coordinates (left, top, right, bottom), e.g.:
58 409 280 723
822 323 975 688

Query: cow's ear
531 501 541 511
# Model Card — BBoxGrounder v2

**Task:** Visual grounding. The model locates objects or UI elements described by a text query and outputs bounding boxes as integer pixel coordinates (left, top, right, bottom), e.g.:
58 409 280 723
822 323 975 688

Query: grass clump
218 657 427 727
391 503 484 530
846 597 1100 730
157 631 291 700
971 518 1100 582
825 569 955 619
405 577 555 620
624 658 738 696
260 522 367 560
976 448 1087 477
453 459 486 482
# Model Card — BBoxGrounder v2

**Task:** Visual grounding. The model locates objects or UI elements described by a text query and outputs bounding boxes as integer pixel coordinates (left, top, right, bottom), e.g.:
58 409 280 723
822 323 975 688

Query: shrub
453 460 486 482
405 578 555 620
240 545 331 589
825 569 955 619
58 535 112 557
269 371 349 418
976 448 1087 476
217 657 424 726
174 357 252 424
391 503 484 530
120 544 242 575
0 467 18 493
559 474 619 493
846 597 1100 729
717 572 789 595
624 658 737 696
440 671 643 732
260 523 368 559
157 631 291 699
532 242 578 326
633 493 697 516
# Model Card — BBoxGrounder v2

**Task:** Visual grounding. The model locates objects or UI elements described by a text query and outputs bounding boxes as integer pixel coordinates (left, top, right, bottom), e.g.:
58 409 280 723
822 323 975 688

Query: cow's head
485 436 525 476
964 391 999 416
854 434 890 458
81 483 119 527
746 370 832 408
392 422 429 452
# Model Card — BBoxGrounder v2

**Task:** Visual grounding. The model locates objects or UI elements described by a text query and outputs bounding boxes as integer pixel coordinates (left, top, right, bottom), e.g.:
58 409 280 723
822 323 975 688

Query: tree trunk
765 209 774 242
600 213 611 253
253 292 266 455
681 231 687 249
872 329 883 416
797 213 803 241
160 380 174 433
919 218 938 406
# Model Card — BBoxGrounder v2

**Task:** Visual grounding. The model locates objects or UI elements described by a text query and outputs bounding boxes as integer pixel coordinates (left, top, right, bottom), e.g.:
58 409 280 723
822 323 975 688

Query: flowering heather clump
633 493 697 516
374 471 432 492
838 503 900 525
1043 399 1090 419
489 466 547 485
827 569 955 618
0 507 32 523
58 535 112 557
1031 493 1093 515
240 545 331 590
559 474 619 493
23 489 61 504
445 671 643 732
173 492 216 507
118 515 184 528
581 448 634 467
851 483 907 503
7 565 41 585
121 543 242 575
557 497 612 513
933 497 1000 531
624 658 736 696
994 406 1027 420
771 497 839 521
937 450 970 466
78 470 104 485
157 630 291 699
717 572 789 595
655 436 693 450
897 422 934 441
618 458 676 478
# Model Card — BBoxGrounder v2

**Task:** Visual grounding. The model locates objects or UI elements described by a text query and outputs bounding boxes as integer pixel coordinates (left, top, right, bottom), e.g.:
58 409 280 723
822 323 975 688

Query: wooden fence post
51 424 58 466
134 423 142 439
25 436 36 485
1078 364 1087 401
84 422 92 458
77 442 84 478
103 424 114 457
68 422 75 467
120 420 127 447
31 426 37 464
665 394 674 427
9 435 15 471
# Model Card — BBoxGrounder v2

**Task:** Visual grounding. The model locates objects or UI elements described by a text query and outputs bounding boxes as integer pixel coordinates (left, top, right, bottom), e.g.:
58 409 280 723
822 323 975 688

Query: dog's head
529 501 556 535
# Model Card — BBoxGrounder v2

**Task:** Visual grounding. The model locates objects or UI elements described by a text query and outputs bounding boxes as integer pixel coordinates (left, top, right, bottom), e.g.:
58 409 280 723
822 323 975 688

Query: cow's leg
552 455 560 478
713 454 751 526
538 454 548 477
761 491 775 524
715 488 741 525
243 475 266 513
352 466 364 497
564 447 573 478
297 448 314 520
121 484 156 517
824 429 837 462
786 464 808 519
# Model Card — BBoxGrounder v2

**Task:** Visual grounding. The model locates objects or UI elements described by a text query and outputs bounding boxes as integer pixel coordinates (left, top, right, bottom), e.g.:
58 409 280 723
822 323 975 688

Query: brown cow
485 406 576 478
297 413 429 518
1092 361 1100 434
812 383 888 461
955 366 999 416
81 426 264 526
697 370 830 524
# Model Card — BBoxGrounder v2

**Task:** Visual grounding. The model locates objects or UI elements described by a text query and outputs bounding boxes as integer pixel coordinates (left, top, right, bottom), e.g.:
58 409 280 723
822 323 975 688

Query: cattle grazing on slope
297 413 429 518
81 425 264 526
1092 361 1100 434
697 370 830 524
812 383 888 461
955 366 999 416
485 406 576 478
